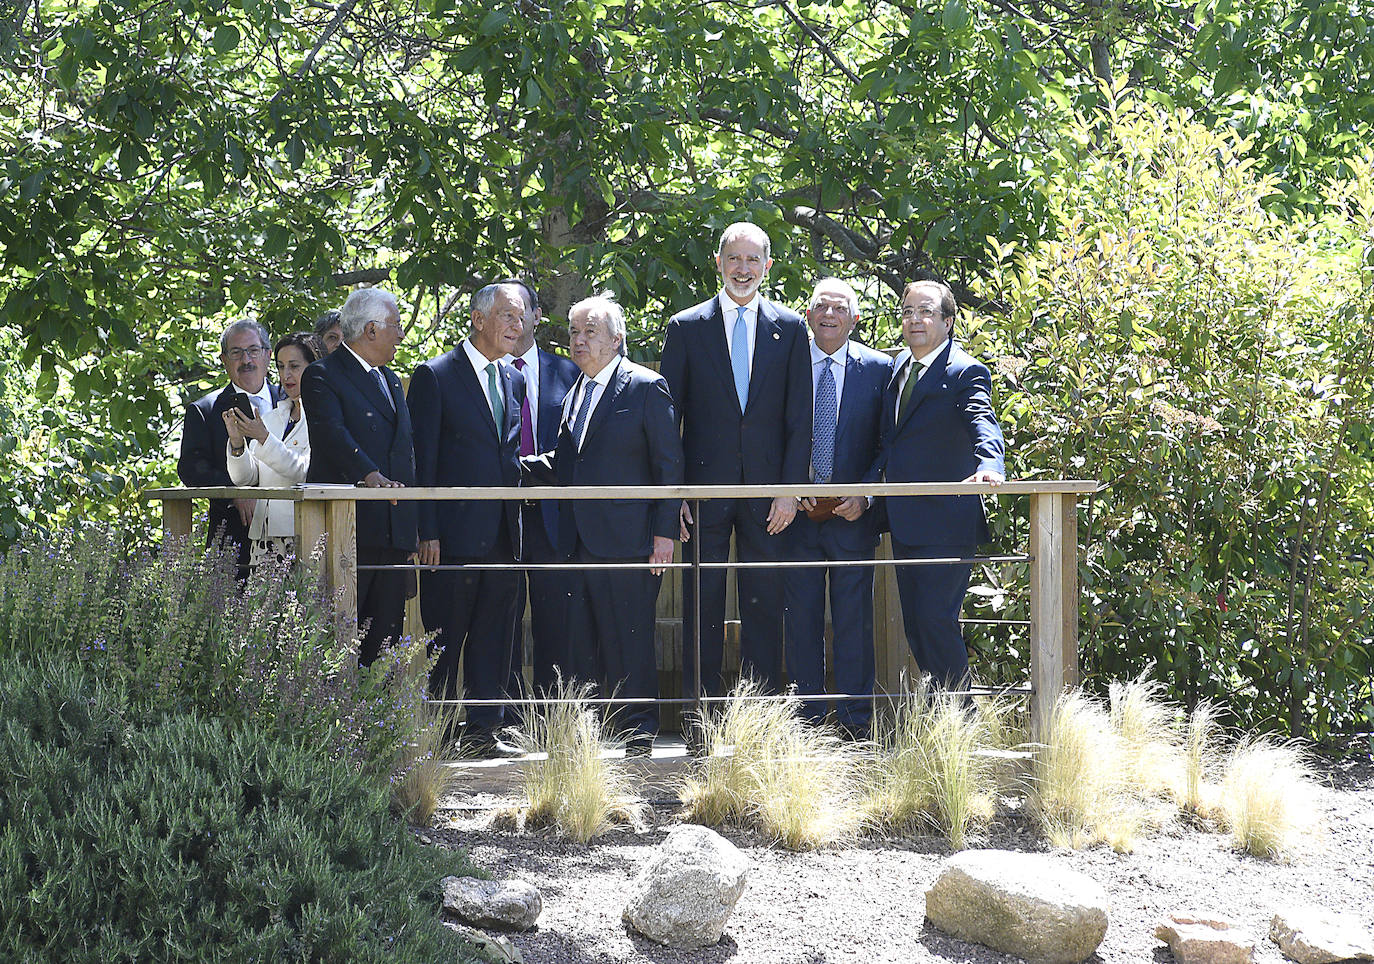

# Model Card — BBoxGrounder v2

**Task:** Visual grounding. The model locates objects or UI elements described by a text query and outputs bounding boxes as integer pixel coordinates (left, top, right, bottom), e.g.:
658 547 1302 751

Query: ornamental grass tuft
680 678 866 850
514 677 642 844
1218 736 1321 858
863 679 1013 849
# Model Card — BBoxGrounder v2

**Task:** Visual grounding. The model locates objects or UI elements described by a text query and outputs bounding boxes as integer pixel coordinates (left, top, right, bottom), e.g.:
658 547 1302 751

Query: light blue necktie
484 362 504 427
571 378 596 448
812 357 837 483
731 305 750 411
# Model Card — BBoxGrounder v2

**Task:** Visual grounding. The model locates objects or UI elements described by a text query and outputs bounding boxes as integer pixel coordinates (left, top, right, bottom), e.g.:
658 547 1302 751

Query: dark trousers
356 546 412 667
682 497 785 696
507 507 571 701
891 540 975 688
567 541 662 736
420 528 519 732
782 515 875 730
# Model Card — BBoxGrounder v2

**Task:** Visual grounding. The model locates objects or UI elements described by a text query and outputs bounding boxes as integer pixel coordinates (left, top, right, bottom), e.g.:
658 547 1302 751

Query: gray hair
570 292 628 356
471 282 525 319
716 221 771 260
313 308 341 337
809 277 859 317
220 318 270 354
338 288 399 342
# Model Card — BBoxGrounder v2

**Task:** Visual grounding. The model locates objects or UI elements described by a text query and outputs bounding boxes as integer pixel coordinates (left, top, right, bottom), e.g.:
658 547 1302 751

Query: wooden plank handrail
145 480 1100 500
146 480 1097 734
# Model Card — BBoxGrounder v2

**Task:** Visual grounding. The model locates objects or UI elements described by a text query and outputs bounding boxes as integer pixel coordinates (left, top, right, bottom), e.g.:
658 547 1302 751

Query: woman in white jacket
222 331 322 569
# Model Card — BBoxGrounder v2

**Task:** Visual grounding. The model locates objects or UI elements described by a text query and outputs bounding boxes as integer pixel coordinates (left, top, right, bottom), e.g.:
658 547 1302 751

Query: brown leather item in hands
805 496 843 523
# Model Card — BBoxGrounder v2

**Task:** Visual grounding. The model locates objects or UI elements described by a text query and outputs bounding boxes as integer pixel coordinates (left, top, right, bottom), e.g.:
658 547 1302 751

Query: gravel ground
425 750 1374 963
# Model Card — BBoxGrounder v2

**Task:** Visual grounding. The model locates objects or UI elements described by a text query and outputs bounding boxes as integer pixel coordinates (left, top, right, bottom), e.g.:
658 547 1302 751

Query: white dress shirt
718 290 760 376
562 356 621 449
505 343 540 437
240 379 275 416
463 338 505 423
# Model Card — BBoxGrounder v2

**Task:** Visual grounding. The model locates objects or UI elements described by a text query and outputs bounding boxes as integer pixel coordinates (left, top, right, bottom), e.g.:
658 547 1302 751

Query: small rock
623 824 749 950
1271 907 1374 964
441 875 542 931
1155 913 1255 964
924 850 1109 963
443 921 525 962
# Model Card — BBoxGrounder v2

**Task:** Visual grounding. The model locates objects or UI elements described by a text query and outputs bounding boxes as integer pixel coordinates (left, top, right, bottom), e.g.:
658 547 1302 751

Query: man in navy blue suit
300 288 417 667
178 318 284 577
408 283 527 757
784 279 894 736
869 280 1006 687
524 294 683 755
660 222 812 696
500 279 579 696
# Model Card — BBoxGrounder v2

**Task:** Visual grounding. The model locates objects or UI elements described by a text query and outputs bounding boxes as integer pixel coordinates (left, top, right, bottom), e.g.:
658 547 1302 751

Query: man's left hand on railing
649 536 674 576
359 470 404 505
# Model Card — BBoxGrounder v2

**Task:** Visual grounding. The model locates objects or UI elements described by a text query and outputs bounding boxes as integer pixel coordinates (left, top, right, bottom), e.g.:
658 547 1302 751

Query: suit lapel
700 298 738 411
745 300 786 415
455 350 500 440
498 362 520 447
580 360 629 448
339 350 397 423
835 347 859 440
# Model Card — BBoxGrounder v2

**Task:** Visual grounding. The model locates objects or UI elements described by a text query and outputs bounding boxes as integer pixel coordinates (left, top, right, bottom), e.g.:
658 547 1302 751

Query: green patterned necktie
898 361 924 420
485 362 504 428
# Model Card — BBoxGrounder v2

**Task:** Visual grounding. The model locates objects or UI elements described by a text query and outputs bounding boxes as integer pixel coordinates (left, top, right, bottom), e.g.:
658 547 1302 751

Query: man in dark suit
300 288 417 666
501 279 579 696
178 318 284 576
408 282 527 757
660 222 812 696
784 279 894 736
524 294 683 754
868 280 1006 687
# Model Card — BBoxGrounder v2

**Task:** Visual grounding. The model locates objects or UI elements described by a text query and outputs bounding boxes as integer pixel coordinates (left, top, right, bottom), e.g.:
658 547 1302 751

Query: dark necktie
513 358 535 456
898 360 924 421
812 357 837 483
571 378 596 448
371 368 393 410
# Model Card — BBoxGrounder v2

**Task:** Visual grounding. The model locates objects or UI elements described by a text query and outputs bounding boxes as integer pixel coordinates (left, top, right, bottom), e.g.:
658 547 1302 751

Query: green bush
0 525 435 783
0 656 483 963
967 100 1374 739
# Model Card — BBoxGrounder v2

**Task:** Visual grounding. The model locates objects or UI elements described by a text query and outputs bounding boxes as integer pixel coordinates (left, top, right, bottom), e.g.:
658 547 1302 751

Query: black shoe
625 734 654 758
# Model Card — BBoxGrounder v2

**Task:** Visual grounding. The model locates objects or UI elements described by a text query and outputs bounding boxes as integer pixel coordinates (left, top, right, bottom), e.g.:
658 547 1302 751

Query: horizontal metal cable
428 686 1034 708
355 553 1030 573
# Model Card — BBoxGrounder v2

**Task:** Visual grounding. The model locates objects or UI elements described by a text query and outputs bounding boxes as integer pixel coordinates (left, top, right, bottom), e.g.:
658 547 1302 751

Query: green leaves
212 23 241 54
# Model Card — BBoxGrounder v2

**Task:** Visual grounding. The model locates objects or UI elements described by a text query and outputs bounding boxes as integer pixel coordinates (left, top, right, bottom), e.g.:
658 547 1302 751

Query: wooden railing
146 481 1096 731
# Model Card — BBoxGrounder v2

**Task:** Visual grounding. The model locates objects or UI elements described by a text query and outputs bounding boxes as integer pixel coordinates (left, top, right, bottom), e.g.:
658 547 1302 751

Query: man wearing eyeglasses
178 318 284 578
868 280 1006 689
302 287 418 667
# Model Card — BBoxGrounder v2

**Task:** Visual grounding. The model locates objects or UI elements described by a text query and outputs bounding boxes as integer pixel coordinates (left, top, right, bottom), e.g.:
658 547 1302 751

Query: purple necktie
513 358 535 456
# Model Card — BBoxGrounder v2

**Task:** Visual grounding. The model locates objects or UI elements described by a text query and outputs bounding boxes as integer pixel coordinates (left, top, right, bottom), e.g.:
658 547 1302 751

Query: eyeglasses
225 345 266 361
370 318 406 335
900 307 944 321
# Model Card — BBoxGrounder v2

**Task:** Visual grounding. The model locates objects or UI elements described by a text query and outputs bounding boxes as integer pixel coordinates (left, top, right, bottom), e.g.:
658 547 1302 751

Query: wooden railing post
162 498 193 541
1029 491 1079 735
294 494 357 632
327 498 357 630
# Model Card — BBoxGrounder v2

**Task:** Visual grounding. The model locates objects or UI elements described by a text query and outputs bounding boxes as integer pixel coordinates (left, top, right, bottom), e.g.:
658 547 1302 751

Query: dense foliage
1 1 1371 738
966 102 1374 737
0 657 482 963
0 525 436 781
